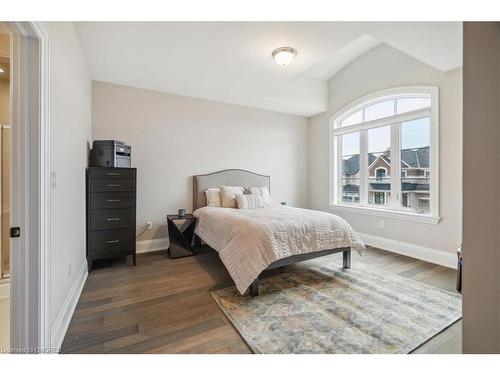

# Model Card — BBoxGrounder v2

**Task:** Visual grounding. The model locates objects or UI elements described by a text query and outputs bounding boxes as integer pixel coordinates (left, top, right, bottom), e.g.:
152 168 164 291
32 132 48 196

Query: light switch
50 171 56 188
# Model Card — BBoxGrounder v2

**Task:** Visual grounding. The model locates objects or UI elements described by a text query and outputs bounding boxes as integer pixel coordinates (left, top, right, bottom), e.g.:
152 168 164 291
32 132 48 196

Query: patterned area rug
212 262 461 354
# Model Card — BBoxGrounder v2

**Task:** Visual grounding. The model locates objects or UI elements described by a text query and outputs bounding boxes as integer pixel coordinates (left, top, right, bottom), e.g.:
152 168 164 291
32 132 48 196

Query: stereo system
89 140 131 168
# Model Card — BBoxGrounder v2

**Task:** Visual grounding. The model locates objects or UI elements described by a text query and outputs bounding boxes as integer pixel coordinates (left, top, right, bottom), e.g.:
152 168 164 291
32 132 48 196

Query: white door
9 22 51 352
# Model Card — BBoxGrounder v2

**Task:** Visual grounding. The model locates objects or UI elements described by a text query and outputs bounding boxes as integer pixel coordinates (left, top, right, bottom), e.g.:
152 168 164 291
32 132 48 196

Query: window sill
329 203 440 224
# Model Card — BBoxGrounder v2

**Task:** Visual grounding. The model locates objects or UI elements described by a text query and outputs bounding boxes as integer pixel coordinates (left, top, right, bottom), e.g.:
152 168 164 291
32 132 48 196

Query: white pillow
205 188 222 207
220 186 244 208
247 186 271 206
236 193 266 209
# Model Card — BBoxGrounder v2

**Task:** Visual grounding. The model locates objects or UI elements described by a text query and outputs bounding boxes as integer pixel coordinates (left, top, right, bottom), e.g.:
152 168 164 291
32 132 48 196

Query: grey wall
48 22 92 331
308 44 462 257
462 22 500 354
92 81 309 242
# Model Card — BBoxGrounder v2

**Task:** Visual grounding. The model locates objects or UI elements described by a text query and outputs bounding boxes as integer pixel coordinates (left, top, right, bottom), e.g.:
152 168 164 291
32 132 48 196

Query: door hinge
10 227 20 238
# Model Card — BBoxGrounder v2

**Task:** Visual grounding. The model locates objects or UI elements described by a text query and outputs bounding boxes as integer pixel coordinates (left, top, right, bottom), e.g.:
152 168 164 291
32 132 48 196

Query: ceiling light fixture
0 68 4 73
272 47 297 66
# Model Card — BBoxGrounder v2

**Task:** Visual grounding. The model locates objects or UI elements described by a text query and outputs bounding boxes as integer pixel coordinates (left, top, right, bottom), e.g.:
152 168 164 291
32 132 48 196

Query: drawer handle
106 240 120 244
107 172 120 176
107 217 120 221
107 199 120 202
107 184 120 187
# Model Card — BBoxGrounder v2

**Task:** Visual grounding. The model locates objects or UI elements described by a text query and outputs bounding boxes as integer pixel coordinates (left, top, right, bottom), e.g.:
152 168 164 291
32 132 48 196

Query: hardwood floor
61 246 461 354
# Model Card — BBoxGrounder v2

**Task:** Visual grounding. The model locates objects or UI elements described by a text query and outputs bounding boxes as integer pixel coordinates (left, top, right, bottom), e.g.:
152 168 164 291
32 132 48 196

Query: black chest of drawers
86 167 137 271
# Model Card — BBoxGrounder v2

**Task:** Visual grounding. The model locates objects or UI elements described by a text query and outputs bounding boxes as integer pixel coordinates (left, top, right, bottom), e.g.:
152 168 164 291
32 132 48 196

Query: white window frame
329 86 440 224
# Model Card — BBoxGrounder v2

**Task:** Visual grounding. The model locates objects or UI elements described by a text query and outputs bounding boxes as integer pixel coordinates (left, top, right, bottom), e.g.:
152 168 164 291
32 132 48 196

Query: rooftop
343 146 430 175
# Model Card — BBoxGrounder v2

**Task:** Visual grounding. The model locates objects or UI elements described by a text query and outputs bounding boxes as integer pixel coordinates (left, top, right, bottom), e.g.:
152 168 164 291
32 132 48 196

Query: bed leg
192 233 201 248
343 249 351 269
249 278 259 297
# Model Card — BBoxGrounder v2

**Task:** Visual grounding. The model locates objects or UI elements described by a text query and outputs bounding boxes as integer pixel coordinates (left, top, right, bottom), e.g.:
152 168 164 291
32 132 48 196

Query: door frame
7 21 52 352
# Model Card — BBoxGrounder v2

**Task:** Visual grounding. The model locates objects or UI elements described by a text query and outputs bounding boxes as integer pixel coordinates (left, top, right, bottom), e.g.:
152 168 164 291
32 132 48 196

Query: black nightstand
166 214 196 258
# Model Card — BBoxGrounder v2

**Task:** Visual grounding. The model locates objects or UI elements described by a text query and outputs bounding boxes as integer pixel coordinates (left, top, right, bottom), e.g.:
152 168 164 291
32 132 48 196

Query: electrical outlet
67 261 72 276
379 221 385 229
146 221 153 230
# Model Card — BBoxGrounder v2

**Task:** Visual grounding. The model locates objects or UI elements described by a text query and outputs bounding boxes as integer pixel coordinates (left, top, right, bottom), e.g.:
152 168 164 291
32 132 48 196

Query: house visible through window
331 87 438 219
374 192 385 205
402 192 409 207
375 168 386 180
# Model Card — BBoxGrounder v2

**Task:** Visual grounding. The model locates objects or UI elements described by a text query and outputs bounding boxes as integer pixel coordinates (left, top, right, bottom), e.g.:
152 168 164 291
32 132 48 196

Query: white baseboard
51 261 88 351
136 238 169 254
359 232 457 269
136 235 457 269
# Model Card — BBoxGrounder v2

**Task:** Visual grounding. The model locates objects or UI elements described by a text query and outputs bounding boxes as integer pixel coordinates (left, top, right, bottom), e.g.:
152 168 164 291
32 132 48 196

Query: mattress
193 205 365 294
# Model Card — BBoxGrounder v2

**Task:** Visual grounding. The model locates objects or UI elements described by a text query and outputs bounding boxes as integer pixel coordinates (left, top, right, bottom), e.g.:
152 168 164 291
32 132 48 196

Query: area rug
211 262 461 354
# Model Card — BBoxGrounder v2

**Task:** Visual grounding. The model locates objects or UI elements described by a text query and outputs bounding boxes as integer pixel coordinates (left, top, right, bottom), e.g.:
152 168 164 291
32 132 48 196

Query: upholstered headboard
193 169 270 210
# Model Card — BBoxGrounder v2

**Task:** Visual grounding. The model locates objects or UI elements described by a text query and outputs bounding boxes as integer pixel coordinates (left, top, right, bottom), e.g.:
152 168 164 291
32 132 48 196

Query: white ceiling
75 22 462 117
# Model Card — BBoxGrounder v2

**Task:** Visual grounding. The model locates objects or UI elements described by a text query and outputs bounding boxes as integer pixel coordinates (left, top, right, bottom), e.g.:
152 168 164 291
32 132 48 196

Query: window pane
340 132 360 204
401 117 430 213
397 97 431 114
364 99 395 122
340 110 363 127
368 126 391 206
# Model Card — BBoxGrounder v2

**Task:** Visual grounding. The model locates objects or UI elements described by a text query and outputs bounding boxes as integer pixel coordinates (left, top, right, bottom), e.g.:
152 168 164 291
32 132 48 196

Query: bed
192 169 365 296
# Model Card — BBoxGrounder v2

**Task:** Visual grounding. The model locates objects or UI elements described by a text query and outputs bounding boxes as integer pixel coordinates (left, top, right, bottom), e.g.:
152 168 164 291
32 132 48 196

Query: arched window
330 87 439 223
375 168 386 181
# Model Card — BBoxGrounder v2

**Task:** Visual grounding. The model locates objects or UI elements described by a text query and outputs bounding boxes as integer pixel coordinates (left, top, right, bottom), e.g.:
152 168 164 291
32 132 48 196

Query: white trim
136 238 169 254
50 261 87 353
390 121 400 207
359 232 456 269
429 87 440 219
330 133 340 205
31 21 51 353
330 203 440 224
359 130 367 205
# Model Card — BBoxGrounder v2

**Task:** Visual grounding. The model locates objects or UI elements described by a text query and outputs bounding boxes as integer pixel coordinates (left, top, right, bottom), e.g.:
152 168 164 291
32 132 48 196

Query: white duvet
193 205 365 294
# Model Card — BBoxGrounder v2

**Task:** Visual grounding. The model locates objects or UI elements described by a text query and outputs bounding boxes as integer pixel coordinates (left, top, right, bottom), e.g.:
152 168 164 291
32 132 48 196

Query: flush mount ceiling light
272 47 297 66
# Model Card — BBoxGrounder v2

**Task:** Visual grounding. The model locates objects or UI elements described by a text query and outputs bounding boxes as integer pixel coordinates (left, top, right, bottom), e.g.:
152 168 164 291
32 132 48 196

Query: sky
341 117 430 157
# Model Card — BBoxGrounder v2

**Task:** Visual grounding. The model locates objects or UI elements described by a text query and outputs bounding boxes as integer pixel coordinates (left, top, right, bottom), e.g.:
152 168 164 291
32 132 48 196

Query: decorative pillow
247 186 271 206
205 188 222 207
220 186 244 208
236 193 266 209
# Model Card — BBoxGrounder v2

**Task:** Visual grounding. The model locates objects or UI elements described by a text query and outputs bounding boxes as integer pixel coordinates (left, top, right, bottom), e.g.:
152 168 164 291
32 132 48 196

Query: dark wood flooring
61 246 461 354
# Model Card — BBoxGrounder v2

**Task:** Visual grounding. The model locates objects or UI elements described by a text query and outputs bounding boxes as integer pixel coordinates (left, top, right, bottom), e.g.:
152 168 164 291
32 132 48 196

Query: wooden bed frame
192 169 352 297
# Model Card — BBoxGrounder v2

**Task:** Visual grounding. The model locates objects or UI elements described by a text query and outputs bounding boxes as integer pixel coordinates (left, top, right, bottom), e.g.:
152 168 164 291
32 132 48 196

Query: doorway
0 21 51 353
